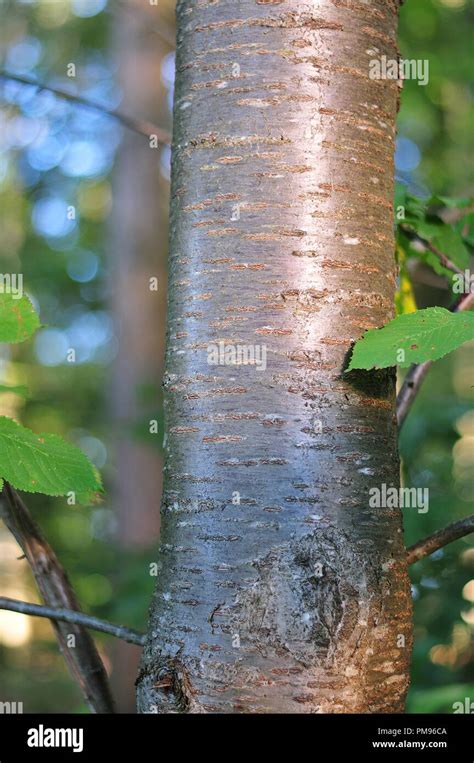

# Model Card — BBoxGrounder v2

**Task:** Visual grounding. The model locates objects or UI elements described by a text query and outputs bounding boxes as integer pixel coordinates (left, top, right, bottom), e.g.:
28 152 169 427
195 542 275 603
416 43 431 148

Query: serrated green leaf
347 307 474 371
0 292 40 344
0 416 102 502
0 383 28 398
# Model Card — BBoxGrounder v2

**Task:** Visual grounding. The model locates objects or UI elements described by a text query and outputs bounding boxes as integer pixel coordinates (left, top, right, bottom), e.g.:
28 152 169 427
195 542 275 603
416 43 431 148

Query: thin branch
400 223 464 277
407 515 474 565
397 361 433 429
0 483 115 713
0 597 145 647
0 72 171 145
397 291 474 429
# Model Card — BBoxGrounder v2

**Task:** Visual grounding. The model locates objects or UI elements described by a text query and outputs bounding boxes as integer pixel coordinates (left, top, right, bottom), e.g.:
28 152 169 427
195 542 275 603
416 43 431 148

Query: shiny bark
137 0 411 714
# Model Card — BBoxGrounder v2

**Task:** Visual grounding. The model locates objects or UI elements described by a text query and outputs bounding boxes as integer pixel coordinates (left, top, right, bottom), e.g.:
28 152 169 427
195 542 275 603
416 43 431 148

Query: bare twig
406 515 474 565
0 596 145 647
0 72 171 144
397 361 433 429
0 483 115 713
400 223 464 277
397 291 474 429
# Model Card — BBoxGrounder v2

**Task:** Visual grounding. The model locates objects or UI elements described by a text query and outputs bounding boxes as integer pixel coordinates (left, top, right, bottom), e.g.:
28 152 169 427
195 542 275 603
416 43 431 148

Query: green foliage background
398 0 474 712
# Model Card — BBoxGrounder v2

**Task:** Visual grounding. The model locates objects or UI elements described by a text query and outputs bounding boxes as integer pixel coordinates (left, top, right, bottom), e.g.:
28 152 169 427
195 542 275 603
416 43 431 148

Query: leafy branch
0 293 102 500
399 223 464 277
395 187 472 282
347 305 474 372
348 189 474 427
397 291 474 428
0 291 115 711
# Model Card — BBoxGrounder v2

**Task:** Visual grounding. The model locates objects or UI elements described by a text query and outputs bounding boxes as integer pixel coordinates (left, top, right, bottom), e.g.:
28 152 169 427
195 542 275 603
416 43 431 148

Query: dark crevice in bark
137 656 197 713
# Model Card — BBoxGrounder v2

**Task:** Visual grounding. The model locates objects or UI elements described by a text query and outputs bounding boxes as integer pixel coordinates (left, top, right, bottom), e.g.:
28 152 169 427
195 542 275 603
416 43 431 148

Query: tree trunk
137 0 412 713
109 2 169 552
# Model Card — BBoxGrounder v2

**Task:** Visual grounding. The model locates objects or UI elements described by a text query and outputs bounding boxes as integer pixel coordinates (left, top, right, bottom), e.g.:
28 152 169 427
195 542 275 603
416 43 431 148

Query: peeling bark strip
137 0 412 713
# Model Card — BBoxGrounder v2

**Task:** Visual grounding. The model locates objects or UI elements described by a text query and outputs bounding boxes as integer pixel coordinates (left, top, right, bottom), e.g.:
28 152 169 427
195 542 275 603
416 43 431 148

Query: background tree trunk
137 0 412 713
109 1 169 550
108 0 171 711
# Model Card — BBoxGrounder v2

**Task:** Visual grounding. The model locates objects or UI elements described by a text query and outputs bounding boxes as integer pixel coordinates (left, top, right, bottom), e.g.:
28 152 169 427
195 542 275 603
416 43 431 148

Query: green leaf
0 292 40 344
347 307 474 370
403 192 426 221
428 195 471 210
0 383 28 398
409 218 443 241
431 226 470 271
0 416 102 502
398 221 470 280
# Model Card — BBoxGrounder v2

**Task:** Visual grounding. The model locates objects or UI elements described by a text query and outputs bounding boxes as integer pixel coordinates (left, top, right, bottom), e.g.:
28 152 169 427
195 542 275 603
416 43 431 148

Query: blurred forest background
0 0 472 713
